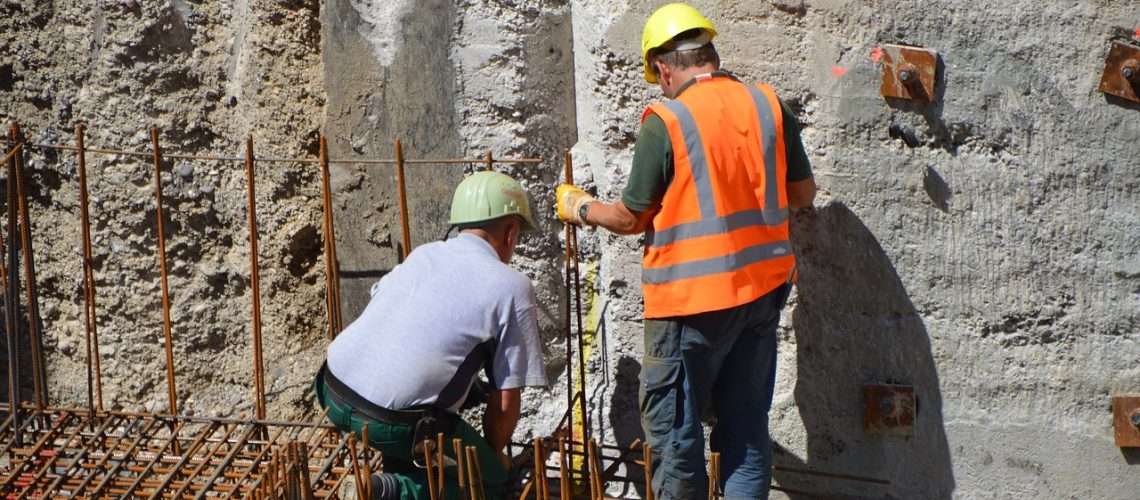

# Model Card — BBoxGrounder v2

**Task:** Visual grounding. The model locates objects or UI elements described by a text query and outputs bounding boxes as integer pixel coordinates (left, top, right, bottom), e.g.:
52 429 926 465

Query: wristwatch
578 202 591 224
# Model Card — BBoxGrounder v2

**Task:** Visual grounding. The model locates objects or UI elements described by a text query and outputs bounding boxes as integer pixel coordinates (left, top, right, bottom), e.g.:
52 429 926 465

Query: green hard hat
449 171 537 231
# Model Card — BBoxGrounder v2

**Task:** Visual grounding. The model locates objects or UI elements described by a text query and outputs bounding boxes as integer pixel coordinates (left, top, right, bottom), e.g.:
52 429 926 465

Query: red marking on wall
871 47 884 63
1135 27 1140 39
831 66 849 77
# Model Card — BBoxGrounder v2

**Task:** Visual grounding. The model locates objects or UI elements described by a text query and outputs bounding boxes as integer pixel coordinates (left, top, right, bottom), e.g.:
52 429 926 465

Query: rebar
563 149 591 487
395 139 412 260
484 150 494 171
76 124 104 414
5 126 23 448
454 437 468 500
643 442 654 500
246 136 267 421
318 135 343 339
423 439 438 500
149 127 178 416
707 452 720 499
11 124 47 410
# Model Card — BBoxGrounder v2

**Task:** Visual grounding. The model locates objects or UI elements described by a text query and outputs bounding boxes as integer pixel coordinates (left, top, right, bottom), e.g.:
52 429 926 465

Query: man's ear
654 60 671 84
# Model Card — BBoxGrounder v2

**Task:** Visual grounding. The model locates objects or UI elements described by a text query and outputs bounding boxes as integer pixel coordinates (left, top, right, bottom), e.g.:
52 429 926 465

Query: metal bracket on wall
1112 395 1140 447
1098 41 1140 103
863 383 916 436
879 44 939 102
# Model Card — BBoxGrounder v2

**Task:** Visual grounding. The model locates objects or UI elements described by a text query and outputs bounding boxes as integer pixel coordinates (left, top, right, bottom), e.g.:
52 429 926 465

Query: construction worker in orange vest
556 3 816 498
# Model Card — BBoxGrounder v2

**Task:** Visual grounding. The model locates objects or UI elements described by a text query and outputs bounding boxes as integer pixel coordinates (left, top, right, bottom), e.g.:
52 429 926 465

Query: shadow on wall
607 355 648 499
776 202 955 498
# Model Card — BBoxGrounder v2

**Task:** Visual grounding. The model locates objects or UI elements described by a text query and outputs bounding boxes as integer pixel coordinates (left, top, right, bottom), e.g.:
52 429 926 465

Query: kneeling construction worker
316 171 548 499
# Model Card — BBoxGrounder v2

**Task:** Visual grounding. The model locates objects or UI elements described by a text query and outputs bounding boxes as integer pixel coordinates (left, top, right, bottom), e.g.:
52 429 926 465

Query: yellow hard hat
641 3 717 83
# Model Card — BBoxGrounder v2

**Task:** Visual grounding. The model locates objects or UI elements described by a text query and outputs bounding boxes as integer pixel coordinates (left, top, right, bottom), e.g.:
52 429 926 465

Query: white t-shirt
326 233 547 413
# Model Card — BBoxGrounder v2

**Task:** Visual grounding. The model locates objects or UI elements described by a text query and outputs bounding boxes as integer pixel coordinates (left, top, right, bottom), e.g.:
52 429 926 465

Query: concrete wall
1 0 1137 497
569 0 1139 497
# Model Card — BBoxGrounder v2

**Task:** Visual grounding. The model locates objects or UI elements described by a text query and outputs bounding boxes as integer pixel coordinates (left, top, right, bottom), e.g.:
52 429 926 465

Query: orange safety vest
640 74 795 318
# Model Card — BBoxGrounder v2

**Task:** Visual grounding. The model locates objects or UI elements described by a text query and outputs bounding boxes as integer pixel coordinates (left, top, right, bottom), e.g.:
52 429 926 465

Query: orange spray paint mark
871 47 884 63
1135 27 1139 39
831 66 849 77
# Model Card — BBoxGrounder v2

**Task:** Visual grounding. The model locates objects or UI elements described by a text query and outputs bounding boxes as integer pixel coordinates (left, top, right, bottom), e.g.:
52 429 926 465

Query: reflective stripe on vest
640 76 793 318
645 84 786 248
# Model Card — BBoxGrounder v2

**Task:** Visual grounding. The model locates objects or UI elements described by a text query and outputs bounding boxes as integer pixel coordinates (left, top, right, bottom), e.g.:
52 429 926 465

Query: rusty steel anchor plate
863 383 916 436
1113 395 1140 447
1098 41 1140 104
879 44 938 102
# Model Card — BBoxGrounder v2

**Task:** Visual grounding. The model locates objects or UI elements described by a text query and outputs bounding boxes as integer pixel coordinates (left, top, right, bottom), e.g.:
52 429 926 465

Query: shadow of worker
777 202 955 498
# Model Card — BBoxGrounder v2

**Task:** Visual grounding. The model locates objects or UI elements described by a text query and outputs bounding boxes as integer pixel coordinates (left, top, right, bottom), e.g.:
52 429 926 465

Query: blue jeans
640 284 788 500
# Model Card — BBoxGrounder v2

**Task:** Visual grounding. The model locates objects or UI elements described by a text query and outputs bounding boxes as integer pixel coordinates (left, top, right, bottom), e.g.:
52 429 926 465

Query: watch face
579 203 590 221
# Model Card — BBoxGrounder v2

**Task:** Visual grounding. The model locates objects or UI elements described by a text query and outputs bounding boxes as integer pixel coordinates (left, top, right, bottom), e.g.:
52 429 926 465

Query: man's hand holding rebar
556 184 595 226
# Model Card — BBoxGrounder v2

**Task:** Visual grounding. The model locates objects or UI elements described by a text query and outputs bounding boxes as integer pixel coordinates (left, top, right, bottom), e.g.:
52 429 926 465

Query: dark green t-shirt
621 88 813 213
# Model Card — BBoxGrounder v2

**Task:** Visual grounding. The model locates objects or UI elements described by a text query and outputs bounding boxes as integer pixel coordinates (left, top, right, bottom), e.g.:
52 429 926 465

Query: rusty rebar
423 438 439 500
436 432 445 499
149 127 178 416
76 124 104 414
558 438 570 500
360 423 372 499
484 150 494 171
4 128 22 448
318 135 343 339
643 442 654 500
245 136 267 421
563 150 591 486
533 436 547 500
708 451 720 499
454 437 468 500
11 124 46 410
346 435 364 500
588 438 603 499
466 445 485 500
394 139 412 260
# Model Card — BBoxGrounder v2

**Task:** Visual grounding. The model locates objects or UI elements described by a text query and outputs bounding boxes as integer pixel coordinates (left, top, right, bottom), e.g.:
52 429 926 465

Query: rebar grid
0 406 376 499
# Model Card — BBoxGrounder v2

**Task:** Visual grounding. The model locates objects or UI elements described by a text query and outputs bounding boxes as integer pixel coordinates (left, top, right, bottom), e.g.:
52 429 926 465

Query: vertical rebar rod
484 150 493 172
394 139 411 261
564 149 590 482
708 451 720 500
76 124 104 414
318 135 343 339
423 439 438 500
5 125 23 447
533 437 546 500
245 136 266 421
643 442 654 500
561 163 574 456
454 437 468 500
558 438 570 500
11 124 45 410
361 423 372 499
436 432 445 499
150 127 178 416
346 435 364 500
466 445 485 500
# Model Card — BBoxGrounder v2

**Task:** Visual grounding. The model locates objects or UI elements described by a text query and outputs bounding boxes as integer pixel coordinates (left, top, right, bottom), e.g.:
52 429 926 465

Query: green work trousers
315 372 508 500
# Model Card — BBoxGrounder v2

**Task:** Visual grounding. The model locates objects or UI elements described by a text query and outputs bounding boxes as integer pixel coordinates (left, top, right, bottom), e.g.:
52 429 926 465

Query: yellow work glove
556 184 596 226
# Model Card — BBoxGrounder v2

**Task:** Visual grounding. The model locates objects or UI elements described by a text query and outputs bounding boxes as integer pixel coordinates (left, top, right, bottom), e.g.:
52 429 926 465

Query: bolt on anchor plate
879 44 939 102
1098 41 1140 104
864 383 916 436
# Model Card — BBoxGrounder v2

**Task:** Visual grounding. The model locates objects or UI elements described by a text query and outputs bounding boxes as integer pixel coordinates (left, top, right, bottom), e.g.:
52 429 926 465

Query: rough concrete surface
1 0 1138 498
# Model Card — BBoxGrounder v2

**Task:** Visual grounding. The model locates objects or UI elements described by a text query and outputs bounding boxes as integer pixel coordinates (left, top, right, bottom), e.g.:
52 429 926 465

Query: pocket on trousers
640 356 682 436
